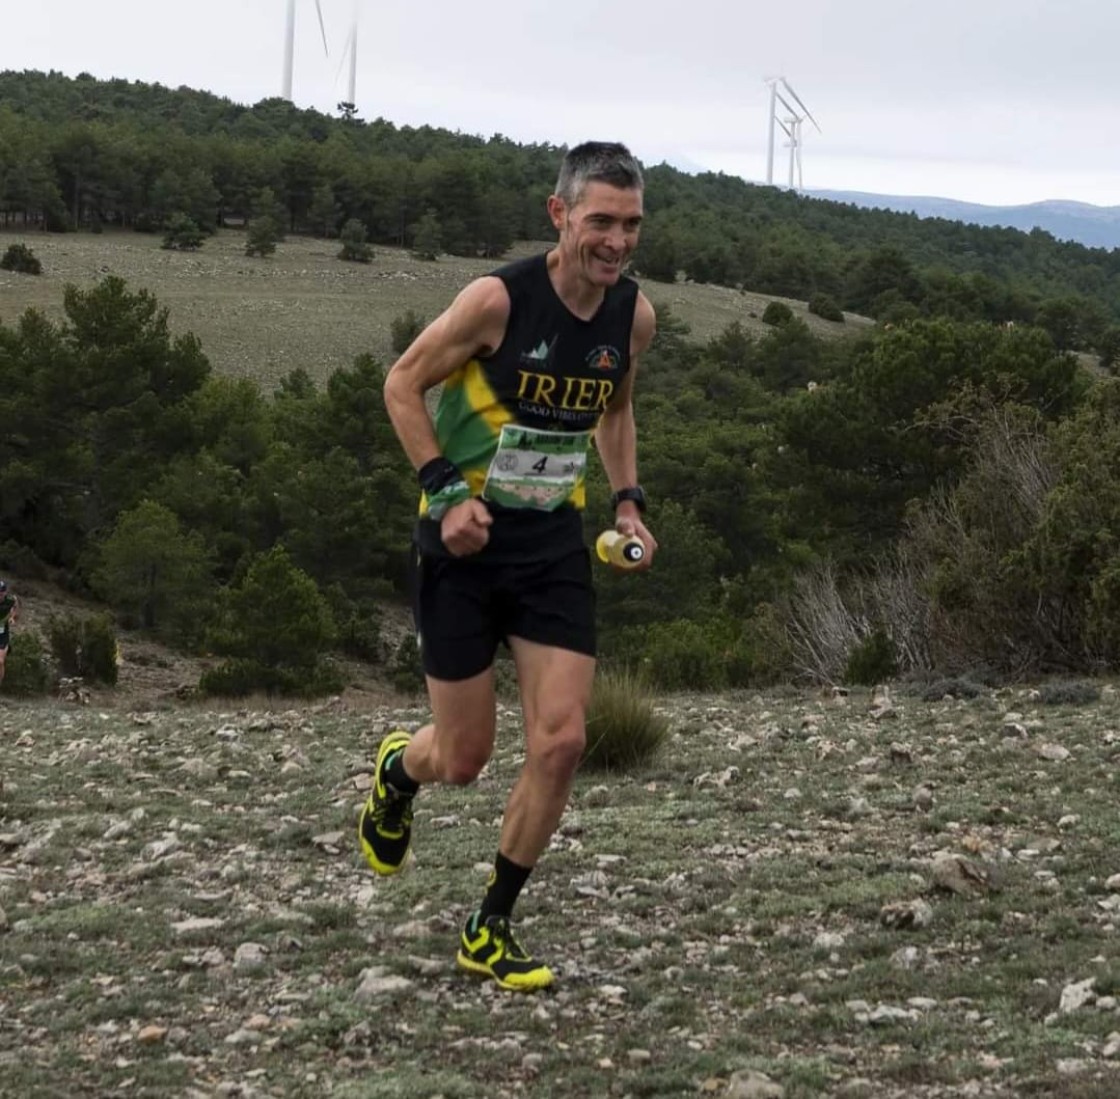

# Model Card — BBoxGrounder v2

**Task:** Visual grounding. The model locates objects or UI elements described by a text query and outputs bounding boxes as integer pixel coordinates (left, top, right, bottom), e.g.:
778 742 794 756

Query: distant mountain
807 190 1120 251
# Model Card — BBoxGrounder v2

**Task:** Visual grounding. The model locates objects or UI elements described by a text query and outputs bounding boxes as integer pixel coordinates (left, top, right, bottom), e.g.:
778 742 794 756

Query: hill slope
0 229 869 388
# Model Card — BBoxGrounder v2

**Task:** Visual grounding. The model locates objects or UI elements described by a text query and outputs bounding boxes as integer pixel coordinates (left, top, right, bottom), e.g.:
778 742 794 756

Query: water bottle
595 530 646 569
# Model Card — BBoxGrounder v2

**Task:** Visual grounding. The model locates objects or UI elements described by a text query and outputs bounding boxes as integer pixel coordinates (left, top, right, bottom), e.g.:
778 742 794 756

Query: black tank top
416 253 639 562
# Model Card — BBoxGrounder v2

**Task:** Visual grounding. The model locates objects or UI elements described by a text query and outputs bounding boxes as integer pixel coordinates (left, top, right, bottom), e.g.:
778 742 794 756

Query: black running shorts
413 548 596 681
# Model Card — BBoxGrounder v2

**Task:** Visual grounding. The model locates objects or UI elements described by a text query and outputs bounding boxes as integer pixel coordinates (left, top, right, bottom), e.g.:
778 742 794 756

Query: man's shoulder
487 252 547 286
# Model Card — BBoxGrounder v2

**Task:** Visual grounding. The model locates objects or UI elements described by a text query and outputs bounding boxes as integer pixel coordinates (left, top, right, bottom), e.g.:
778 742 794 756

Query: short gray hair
555 142 644 206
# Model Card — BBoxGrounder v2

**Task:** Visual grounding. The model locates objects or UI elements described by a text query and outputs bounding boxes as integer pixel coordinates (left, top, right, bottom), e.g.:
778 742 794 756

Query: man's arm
383 276 510 556
382 276 510 470
594 293 657 565
594 292 655 499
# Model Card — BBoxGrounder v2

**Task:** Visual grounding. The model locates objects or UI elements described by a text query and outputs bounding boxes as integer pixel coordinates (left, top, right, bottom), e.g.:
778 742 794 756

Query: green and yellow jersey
417 253 639 562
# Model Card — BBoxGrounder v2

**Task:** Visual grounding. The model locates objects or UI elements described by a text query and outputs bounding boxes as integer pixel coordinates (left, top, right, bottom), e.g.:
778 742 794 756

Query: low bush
762 300 794 326
1 243 42 275
3 631 52 695
583 668 669 772
46 612 119 686
199 657 343 698
1037 679 1100 706
808 293 844 322
844 628 897 686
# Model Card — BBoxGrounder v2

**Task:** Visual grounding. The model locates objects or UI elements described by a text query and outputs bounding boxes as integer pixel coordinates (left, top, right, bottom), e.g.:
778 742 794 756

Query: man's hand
441 499 493 556
614 513 657 571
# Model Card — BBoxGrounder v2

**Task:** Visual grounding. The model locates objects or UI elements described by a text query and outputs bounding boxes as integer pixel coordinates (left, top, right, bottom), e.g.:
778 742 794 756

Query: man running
0 580 19 690
361 141 657 991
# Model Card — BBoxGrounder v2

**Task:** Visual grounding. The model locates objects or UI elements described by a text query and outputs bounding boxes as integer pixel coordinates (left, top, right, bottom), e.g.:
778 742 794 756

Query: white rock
172 917 225 935
233 943 269 973
355 967 414 1000
727 1069 785 1099
1059 977 1096 1014
1038 743 1071 762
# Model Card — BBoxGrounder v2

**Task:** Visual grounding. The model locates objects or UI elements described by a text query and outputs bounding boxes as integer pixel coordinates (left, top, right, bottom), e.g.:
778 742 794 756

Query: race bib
482 425 590 511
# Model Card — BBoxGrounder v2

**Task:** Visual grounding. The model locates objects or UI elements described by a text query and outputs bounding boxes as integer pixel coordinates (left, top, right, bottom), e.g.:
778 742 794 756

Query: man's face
550 181 644 287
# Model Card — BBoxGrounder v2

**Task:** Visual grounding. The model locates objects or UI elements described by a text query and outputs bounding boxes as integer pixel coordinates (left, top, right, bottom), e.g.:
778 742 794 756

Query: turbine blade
781 78 821 132
315 0 329 55
774 92 800 119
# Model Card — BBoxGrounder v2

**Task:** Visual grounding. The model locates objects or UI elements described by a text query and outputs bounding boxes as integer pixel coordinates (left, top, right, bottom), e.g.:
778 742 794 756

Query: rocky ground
2 677 1120 1098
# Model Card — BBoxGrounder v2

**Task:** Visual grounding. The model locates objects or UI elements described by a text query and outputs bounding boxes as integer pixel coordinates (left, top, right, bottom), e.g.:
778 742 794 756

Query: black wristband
417 456 462 496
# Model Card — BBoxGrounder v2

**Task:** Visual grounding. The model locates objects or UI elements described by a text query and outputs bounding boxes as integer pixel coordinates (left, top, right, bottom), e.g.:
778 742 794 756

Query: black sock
477 852 533 922
382 747 419 796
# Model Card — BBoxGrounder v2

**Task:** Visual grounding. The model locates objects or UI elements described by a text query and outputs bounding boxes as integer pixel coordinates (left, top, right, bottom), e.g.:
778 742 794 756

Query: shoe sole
455 950 555 991
357 732 412 876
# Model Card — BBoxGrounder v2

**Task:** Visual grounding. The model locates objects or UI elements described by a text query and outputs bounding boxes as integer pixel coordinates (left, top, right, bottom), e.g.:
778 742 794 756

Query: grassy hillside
0 228 870 390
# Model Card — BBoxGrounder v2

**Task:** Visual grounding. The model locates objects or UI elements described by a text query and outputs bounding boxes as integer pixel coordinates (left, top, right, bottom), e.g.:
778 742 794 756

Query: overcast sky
8 0 1120 207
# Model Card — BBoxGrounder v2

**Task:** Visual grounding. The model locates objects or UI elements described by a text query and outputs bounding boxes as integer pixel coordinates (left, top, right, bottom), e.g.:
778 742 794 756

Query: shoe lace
484 916 530 961
372 787 413 834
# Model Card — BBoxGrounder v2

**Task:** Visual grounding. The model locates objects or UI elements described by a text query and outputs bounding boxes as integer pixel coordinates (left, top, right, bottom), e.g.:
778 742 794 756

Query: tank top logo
587 345 621 371
519 336 558 370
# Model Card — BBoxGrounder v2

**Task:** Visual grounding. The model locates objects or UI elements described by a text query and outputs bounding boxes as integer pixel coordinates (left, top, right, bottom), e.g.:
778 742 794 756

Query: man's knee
431 736 492 786
529 719 586 778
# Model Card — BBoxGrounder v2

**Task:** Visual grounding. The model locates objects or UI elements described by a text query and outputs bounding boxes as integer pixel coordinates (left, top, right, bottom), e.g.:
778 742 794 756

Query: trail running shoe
357 730 414 876
456 911 555 991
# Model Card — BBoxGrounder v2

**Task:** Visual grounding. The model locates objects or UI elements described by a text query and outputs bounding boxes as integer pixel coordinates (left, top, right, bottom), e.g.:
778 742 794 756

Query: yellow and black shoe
456 911 555 992
357 731 414 876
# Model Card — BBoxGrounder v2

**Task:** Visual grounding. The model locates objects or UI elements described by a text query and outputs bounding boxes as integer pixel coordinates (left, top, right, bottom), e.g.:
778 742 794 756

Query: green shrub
3 631 52 695
1037 679 1100 706
387 635 425 695
390 309 427 355
583 668 669 772
916 675 986 702
843 628 897 686
808 293 844 322
762 300 794 327
322 584 382 662
161 213 205 251
245 216 278 257
45 612 119 686
1 242 42 275
337 218 372 263
641 619 726 691
199 657 343 698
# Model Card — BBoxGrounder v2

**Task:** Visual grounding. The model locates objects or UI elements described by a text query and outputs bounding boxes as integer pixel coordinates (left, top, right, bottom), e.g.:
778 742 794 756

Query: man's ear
546 194 567 233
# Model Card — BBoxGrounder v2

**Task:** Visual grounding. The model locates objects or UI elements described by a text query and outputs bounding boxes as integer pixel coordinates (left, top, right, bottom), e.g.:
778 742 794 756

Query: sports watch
610 485 647 513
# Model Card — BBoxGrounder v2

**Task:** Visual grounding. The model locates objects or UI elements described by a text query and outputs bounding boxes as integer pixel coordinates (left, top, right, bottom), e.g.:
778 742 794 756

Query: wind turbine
335 3 360 107
764 76 821 189
282 0 330 102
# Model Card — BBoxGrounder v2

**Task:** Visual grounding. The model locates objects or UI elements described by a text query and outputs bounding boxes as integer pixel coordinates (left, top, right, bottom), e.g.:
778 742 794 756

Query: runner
361 142 658 990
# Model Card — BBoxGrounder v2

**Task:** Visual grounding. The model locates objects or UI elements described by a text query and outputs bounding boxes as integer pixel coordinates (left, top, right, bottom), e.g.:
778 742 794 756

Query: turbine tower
336 4 359 107
764 76 821 190
282 0 330 102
